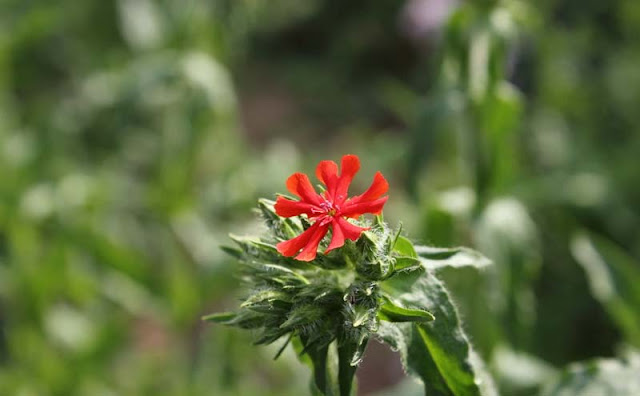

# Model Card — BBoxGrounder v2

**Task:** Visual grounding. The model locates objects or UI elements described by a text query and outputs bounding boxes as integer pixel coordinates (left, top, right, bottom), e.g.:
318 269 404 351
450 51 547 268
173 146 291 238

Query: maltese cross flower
275 154 389 261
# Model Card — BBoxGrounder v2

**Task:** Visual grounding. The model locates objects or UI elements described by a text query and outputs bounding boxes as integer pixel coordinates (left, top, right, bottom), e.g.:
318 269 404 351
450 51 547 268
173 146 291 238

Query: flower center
319 200 339 217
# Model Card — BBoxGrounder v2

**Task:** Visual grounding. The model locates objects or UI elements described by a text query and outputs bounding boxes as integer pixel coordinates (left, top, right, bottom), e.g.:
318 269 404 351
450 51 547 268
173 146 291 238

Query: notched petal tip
315 160 339 184
285 173 304 197
334 154 361 204
370 171 389 196
285 172 322 205
342 196 388 218
347 171 389 207
340 154 361 176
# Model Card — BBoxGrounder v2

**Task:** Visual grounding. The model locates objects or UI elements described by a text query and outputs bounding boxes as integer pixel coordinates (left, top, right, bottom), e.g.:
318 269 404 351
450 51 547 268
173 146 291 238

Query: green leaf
253 328 290 345
273 333 294 360
244 262 310 285
393 257 422 273
542 350 640 396
203 310 265 329
375 321 404 352
202 312 236 323
570 232 640 346
393 236 418 258
376 321 455 396
257 198 301 239
220 245 243 259
380 269 497 396
414 245 492 270
378 295 435 323
229 234 275 258
280 305 321 330
240 289 293 314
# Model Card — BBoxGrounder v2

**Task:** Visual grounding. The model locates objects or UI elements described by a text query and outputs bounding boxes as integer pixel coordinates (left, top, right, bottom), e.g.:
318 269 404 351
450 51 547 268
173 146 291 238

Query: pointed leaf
393 256 422 273
378 295 435 323
241 290 291 307
415 245 491 270
273 334 294 360
220 245 243 259
203 310 266 329
229 234 296 264
257 198 301 239
381 269 497 396
376 321 454 396
202 312 236 323
393 236 418 258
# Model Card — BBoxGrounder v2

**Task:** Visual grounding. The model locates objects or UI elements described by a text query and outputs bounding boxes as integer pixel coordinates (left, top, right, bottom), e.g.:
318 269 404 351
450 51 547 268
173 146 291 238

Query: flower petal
276 222 321 257
335 154 361 205
325 219 345 253
341 196 388 218
348 171 388 205
274 195 319 218
315 160 339 200
285 173 323 205
336 217 369 241
295 223 330 261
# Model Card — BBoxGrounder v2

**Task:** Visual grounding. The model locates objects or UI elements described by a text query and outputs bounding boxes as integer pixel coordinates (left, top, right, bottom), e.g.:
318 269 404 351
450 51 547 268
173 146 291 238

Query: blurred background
1 0 639 395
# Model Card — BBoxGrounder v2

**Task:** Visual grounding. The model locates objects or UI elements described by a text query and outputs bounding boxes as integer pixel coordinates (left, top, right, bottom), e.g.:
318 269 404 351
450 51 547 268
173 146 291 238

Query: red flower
275 154 389 261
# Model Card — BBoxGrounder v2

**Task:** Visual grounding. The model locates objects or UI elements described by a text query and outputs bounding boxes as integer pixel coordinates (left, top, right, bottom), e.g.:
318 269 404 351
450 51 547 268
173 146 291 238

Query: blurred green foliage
0 0 639 395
